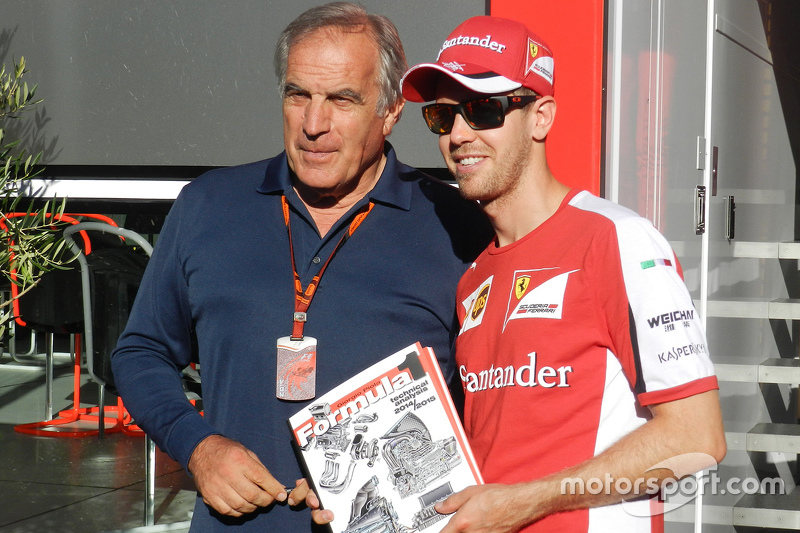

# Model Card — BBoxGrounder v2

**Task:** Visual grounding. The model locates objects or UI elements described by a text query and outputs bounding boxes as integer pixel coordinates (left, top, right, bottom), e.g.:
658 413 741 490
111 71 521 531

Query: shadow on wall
0 26 60 164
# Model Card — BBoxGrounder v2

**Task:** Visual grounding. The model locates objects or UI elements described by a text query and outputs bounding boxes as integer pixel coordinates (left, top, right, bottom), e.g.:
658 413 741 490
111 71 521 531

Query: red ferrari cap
401 16 554 102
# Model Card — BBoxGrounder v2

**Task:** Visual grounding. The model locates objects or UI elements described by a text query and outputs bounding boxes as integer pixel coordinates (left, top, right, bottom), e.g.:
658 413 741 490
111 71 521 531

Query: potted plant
0 56 67 337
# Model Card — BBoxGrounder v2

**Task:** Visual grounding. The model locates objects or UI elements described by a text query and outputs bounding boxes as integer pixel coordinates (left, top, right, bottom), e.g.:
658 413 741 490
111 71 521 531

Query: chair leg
45 333 54 421
98 383 105 439
145 435 156 526
9 324 38 362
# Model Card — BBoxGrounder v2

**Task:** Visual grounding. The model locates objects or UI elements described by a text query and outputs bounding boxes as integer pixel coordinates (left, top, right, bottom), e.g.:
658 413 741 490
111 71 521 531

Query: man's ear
531 96 556 141
383 98 406 136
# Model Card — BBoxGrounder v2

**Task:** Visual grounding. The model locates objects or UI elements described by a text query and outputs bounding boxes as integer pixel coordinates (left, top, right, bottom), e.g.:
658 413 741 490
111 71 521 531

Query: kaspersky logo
504 268 578 331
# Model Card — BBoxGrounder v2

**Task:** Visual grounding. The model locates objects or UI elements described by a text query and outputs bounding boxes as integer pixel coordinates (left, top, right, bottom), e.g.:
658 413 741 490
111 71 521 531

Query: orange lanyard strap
281 195 375 340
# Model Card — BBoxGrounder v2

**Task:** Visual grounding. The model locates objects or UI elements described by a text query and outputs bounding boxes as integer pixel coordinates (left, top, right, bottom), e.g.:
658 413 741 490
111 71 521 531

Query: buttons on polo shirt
312 256 321 264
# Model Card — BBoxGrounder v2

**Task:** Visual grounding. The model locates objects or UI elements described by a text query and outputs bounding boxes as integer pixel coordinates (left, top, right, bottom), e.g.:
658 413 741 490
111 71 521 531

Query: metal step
714 363 759 382
746 423 800 454
714 358 800 384
670 241 800 259
780 242 800 260
727 241 800 260
733 489 800 529
705 298 800 320
759 358 800 384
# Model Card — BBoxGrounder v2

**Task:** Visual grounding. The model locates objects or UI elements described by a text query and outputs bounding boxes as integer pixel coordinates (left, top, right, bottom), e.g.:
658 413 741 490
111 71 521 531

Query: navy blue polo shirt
112 145 491 532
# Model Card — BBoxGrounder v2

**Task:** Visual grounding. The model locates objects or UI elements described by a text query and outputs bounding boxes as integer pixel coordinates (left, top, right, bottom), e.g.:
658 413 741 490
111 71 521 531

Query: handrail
62 222 153 387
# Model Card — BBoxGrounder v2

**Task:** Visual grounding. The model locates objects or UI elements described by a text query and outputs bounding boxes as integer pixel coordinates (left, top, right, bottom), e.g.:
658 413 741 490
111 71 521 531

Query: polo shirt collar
256 142 412 211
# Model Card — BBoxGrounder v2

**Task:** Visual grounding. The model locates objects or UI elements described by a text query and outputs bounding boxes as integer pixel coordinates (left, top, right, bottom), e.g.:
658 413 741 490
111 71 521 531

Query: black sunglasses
421 95 542 134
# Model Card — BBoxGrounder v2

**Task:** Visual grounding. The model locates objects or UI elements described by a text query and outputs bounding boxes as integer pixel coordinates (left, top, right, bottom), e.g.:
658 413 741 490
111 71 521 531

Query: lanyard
281 195 374 340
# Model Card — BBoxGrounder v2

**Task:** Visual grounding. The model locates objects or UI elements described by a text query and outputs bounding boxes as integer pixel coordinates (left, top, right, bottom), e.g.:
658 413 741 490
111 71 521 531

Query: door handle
695 185 706 235
724 195 735 240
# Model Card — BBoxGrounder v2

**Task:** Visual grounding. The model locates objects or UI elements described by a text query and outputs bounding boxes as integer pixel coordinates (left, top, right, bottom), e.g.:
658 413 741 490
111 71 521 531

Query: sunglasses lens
463 98 504 130
422 98 507 134
423 105 455 134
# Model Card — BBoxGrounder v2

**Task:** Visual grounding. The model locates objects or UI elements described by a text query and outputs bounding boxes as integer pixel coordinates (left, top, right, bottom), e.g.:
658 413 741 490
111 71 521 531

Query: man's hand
285 479 335 525
436 484 536 533
436 391 726 531
188 434 289 517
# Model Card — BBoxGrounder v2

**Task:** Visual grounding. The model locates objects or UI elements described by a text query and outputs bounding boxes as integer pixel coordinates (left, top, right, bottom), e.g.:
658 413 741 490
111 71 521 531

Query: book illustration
343 476 414 533
308 405 382 494
381 412 462 499
288 343 483 533
412 483 456 531
310 408 462 502
320 458 357 494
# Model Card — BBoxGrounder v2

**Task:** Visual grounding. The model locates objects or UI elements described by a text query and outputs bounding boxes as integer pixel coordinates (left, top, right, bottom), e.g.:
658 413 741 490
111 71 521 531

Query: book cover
288 342 483 533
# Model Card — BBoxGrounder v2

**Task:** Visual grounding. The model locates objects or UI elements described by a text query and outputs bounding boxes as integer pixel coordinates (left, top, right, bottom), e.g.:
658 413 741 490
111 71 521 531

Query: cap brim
401 63 522 103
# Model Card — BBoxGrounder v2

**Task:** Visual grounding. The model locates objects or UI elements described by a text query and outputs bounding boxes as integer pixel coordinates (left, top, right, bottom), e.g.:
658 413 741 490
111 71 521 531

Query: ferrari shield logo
515 275 531 299
525 38 541 77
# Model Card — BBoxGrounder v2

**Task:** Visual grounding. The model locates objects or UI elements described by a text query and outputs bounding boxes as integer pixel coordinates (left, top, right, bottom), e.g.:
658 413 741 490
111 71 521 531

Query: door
702 0 799 530
605 0 708 304
606 1 709 530
606 0 800 531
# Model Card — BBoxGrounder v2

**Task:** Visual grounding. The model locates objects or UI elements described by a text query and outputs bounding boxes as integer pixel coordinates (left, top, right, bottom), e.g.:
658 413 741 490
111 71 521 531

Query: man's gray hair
274 2 407 116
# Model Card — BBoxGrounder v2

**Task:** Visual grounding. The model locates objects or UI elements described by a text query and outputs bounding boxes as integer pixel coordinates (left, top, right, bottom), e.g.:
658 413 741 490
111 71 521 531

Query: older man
111 3 490 531
396 15 726 533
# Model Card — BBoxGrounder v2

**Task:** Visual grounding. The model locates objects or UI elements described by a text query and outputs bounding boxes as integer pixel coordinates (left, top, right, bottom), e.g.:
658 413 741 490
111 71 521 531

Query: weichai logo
647 309 694 329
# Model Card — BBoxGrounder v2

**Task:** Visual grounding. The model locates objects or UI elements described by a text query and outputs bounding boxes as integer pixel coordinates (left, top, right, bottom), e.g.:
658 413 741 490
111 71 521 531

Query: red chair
1 212 133 437
62 221 153 439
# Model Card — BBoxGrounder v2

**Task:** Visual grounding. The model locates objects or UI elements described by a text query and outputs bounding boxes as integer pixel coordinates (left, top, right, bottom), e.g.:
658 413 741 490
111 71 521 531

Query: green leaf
0 56 62 334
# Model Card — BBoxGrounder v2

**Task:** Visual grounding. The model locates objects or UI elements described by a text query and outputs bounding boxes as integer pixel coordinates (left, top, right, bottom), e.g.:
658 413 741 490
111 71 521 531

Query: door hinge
696 136 706 170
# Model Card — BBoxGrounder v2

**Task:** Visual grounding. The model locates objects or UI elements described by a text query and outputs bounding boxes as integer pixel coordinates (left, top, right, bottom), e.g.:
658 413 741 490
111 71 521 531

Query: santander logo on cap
437 34 508 61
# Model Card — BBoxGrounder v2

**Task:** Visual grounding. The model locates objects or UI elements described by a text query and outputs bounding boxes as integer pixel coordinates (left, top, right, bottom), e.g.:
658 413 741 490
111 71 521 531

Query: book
288 342 483 533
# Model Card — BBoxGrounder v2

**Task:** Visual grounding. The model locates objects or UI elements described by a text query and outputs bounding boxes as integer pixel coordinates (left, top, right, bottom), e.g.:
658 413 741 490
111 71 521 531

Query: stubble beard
452 135 531 208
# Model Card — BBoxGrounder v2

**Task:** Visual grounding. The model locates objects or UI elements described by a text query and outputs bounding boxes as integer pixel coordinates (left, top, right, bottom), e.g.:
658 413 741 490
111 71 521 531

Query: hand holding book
288 342 483 533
